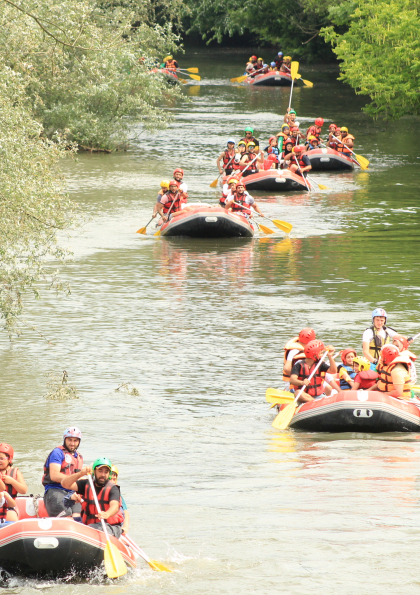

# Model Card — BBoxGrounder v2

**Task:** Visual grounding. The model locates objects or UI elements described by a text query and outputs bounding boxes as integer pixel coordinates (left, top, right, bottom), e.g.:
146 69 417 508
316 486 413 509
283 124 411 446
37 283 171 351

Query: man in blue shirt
42 427 84 518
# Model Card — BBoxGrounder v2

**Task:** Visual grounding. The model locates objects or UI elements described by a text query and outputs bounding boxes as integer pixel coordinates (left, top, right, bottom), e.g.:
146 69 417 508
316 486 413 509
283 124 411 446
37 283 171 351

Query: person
157 180 187 222
254 57 264 74
282 328 316 383
337 349 357 390
270 62 277 71
240 127 259 149
153 181 170 216
284 108 297 126
275 52 283 70
173 168 188 200
289 126 301 147
306 118 324 142
392 335 417 383
245 56 257 74
264 136 280 161
306 135 320 150
62 458 124 538
0 490 16 523
336 127 355 156
217 140 236 176
225 182 266 218
163 56 178 71
0 444 27 521
240 142 263 176
110 465 129 535
288 145 312 177
279 140 294 169
289 340 337 402
42 427 84 518
220 177 237 207
362 308 397 364
327 124 339 149
280 56 291 73
371 345 413 400
275 124 290 153
352 357 379 390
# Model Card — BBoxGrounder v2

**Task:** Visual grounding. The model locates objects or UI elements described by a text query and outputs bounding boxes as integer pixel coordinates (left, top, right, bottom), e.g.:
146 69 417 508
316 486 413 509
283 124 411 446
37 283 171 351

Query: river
1 47 420 594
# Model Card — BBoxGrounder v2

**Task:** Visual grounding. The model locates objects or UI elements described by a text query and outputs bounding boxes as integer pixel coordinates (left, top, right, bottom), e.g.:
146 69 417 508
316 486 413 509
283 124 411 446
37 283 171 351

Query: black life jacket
366 325 393 359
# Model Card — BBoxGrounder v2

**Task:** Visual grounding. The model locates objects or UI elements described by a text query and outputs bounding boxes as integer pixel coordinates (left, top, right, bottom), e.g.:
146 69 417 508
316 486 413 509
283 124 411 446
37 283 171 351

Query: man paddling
289 340 337 402
156 180 187 222
225 182 266 218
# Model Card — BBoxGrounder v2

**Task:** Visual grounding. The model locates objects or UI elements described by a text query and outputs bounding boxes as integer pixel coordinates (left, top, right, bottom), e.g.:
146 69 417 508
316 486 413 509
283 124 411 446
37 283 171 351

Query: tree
321 0 420 119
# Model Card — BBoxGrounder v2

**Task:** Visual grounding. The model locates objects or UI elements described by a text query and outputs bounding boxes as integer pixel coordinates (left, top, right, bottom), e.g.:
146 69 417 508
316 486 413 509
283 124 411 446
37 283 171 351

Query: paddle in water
121 535 172 572
306 174 329 191
136 216 155 235
332 135 369 169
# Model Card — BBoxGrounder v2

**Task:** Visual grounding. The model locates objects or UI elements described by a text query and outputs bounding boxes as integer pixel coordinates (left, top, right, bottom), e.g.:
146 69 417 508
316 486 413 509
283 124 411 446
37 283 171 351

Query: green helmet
92 457 112 477
289 109 296 115
244 126 254 134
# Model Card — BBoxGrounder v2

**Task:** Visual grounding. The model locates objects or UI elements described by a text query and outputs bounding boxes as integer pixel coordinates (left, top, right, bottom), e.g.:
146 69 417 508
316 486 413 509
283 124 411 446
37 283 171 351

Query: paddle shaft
122 535 156 567
306 174 326 189
294 156 311 191
291 351 329 404
288 78 294 111
87 475 118 570
331 135 360 165
138 216 154 233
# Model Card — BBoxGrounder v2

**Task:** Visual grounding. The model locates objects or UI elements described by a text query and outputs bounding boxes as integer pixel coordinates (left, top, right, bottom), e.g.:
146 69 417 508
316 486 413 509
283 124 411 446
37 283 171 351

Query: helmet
381 345 399 366
238 140 246 146
111 464 119 476
304 340 325 360
340 127 348 132
278 52 283 56
63 427 82 441
258 57 264 61
173 168 184 176
270 62 276 67
290 126 299 132
263 64 268 68
160 180 170 188
227 139 235 145
284 56 292 61
236 181 246 189
247 141 256 148
227 178 237 185
372 308 387 321
251 55 257 61
308 135 318 142
393 334 409 351
92 457 112 474
281 124 290 130
269 136 277 142
299 328 316 344
244 126 254 134
289 109 296 115
169 179 178 186
163 55 172 61
314 118 324 126
329 123 337 130
340 348 357 364
293 145 305 153
352 356 370 372
0 444 14 464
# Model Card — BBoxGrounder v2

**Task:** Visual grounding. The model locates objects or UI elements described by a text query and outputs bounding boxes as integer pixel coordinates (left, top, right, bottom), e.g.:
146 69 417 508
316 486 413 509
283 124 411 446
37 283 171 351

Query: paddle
210 153 236 187
293 156 311 192
306 174 329 191
288 61 299 111
230 202 273 234
87 475 127 578
121 535 172 572
136 216 155 235
231 67 265 83
295 73 313 87
154 191 180 236
178 68 199 74
332 135 369 169
272 350 329 430
184 73 201 81
257 213 293 234
266 388 295 404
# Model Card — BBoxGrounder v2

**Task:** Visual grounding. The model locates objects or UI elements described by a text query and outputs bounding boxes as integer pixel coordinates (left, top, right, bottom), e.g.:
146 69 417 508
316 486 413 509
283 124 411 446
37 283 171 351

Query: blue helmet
227 139 235 145
372 307 387 320
278 52 283 56
270 61 276 67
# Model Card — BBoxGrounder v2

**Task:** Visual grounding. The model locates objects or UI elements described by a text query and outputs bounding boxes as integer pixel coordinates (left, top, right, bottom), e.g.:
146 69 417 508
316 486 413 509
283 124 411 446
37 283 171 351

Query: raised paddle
87 475 127 578
288 61 299 110
154 191 180 236
272 350 330 430
306 174 329 191
121 535 172 572
136 215 155 235
210 153 236 187
332 135 369 169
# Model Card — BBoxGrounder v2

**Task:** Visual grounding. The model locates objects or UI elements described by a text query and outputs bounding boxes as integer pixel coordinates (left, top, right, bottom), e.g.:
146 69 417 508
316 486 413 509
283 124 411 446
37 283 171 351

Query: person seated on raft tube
110 465 129 535
249 57 264 77
327 124 340 149
306 118 324 142
42 427 84 519
0 489 17 523
240 142 264 176
336 349 357 390
306 135 320 151
289 340 337 403
275 123 290 148
217 139 236 176
220 177 237 208
245 56 258 74
173 168 188 200
62 458 124 537
279 140 294 169
274 51 283 70
240 127 260 149
269 61 277 71
162 55 178 71
225 181 266 219
352 356 379 390
282 327 316 384
279 56 291 73
156 180 188 222
153 180 170 217
392 334 417 383
284 108 297 126
362 308 398 366
370 345 413 400
335 127 355 155
286 145 312 177
0 443 27 521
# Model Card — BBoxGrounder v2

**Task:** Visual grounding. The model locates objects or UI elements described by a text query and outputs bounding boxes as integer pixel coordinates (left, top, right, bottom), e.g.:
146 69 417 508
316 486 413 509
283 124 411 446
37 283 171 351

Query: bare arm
3 492 16 508
362 341 374 362
1 469 27 494
97 500 119 520
61 466 92 491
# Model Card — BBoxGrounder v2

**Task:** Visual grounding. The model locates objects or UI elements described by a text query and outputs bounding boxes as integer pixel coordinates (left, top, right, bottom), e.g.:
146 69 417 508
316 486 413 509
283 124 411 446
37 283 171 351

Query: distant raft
159 205 255 238
223 170 309 192
150 67 179 85
245 71 292 87
306 147 355 171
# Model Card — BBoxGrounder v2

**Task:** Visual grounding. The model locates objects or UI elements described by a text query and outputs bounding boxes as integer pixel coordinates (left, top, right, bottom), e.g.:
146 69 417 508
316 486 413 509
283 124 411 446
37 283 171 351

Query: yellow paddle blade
209 178 219 188
291 61 299 80
272 402 298 430
272 219 293 234
185 68 199 73
232 74 247 83
412 385 420 391
154 229 161 236
258 223 274 234
301 78 313 87
266 388 295 403
188 73 201 81
178 77 187 84
136 226 147 234
104 542 127 578
355 154 369 169
149 559 173 572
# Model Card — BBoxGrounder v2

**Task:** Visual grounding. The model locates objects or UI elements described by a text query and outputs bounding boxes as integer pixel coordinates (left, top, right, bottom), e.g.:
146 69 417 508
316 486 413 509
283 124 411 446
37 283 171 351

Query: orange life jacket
81 480 125 526
42 446 83 487
161 191 182 214
4 467 19 497
336 135 354 154
165 60 177 71
283 337 305 381
377 353 412 399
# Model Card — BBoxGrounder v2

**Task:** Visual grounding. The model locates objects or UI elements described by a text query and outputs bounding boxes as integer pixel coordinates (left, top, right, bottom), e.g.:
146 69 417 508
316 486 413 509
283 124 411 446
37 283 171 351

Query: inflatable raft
223 170 309 192
245 71 292 87
287 391 420 433
150 67 179 85
306 148 354 171
160 204 255 238
0 497 136 575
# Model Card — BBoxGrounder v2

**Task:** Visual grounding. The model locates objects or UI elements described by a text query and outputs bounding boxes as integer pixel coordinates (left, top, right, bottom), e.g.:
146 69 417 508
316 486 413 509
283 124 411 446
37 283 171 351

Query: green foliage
321 0 420 118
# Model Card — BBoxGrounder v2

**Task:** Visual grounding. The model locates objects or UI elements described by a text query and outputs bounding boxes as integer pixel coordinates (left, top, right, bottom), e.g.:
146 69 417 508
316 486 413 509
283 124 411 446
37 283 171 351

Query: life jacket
42 446 83 487
231 193 251 215
306 125 321 140
377 352 412 399
356 370 378 390
240 136 258 147
275 59 283 69
4 468 19 497
161 191 182 214
338 364 356 390
366 325 392 359
288 136 297 147
81 480 125 526
289 153 307 174
282 337 305 381
242 153 258 173
336 135 354 154
0 498 7 521
292 361 326 397
164 60 177 72
222 150 235 169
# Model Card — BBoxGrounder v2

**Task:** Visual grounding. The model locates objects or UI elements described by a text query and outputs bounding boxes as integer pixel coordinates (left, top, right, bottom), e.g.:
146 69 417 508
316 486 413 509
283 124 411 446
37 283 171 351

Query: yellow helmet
352 356 370 372
258 57 264 61
160 180 170 188
340 126 348 132
164 55 173 61
308 135 318 142
111 464 119 476
246 141 256 148
284 56 292 61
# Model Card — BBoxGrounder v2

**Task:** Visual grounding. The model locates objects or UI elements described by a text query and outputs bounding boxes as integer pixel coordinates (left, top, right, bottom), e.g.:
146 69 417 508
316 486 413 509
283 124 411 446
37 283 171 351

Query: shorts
44 488 82 517
89 522 123 538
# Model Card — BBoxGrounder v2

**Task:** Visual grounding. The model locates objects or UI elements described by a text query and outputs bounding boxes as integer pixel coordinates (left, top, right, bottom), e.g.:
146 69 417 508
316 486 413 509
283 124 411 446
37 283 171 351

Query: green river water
1 48 420 594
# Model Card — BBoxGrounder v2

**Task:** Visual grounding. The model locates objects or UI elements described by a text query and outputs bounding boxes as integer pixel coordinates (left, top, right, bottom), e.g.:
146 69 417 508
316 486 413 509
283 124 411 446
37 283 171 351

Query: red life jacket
288 154 307 173
356 370 378 390
161 191 182 214
222 150 235 168
0 498 7 521
231 193 251 215
42 446 84 487
4 468 18 497
165 60 177 71
81 480 125 526
288 136 297 147
293 361 326 397
306 125 321 140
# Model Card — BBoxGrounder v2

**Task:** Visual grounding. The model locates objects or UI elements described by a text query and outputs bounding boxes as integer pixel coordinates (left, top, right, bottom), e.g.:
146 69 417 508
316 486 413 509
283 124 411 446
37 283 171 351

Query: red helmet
267 154 277 161
304 340 325 360
251 55 257 61
173 168 184 176
236 181 246 189
293 145 305 154
299 327 316 344
329 123 337 130
0 444 14 464
169 179 178 186
340 348 357 364
314 118 324 127
269 136 277 142
381 345 400 365
393 334 409 351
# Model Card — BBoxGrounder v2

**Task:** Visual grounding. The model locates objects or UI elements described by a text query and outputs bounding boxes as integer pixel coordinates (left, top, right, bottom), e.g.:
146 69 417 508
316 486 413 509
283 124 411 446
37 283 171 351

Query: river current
1 48 420 594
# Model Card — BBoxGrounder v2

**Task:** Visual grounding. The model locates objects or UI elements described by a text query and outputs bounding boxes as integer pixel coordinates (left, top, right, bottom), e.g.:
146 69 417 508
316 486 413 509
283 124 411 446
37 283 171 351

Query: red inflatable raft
245 71 292 87
160 204 255 238
150 67 179 85
287 391 420 433
306 148 355 171
223 170 309 192
0 497 136 575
